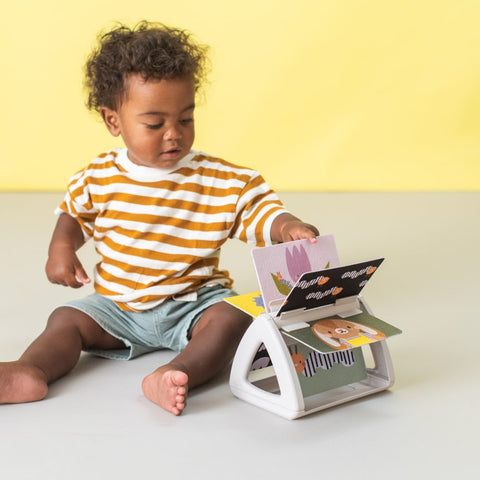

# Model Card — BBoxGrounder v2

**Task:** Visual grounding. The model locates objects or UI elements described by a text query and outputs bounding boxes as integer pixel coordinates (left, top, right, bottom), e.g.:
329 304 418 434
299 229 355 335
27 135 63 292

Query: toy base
229 300 395 420
231 368 392 420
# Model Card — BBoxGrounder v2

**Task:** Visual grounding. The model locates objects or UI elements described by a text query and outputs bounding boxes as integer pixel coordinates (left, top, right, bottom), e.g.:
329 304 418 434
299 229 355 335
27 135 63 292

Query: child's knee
47 306 81 329
196 302 252 338
47 307 98 339
222 314 251 344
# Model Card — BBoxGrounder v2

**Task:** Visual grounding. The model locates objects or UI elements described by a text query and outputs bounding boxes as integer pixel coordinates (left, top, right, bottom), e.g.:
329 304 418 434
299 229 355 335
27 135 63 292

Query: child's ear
100 107 121 137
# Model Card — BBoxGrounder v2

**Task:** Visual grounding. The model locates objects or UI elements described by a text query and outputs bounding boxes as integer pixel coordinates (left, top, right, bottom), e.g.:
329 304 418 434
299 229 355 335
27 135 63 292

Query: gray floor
0 192 478 479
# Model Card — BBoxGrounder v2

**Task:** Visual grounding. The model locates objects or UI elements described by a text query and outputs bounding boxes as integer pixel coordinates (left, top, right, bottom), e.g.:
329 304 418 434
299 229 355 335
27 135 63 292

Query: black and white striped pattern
302 350 355 377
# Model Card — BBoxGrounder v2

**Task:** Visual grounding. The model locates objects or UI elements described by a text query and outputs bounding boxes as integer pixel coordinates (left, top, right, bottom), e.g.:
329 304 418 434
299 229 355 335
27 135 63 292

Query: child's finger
74 264 91 285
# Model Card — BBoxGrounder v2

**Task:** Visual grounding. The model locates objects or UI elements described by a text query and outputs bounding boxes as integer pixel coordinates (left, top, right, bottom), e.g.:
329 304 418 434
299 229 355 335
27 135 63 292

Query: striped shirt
56 148 287 311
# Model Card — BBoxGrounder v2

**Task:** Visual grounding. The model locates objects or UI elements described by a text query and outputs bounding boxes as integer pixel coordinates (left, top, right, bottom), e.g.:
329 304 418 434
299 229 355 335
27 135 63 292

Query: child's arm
270 212 319 243
45 213 91 288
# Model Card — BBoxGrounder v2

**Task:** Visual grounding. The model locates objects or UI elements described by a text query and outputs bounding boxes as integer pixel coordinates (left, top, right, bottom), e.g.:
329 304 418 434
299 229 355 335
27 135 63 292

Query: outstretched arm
270 212 319 244
45 213 91 288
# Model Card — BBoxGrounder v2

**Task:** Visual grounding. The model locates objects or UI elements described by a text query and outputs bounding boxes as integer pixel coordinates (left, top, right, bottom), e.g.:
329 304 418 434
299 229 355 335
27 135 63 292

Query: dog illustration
311 318 386 350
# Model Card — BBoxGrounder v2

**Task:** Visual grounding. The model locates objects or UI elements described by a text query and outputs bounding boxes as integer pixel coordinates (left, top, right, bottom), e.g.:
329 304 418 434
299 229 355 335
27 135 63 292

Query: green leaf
270 273 292 295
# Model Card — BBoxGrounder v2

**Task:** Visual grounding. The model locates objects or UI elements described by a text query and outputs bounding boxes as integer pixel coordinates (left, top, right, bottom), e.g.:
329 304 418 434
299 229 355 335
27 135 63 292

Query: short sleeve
54 169 98 240
230 172 288 246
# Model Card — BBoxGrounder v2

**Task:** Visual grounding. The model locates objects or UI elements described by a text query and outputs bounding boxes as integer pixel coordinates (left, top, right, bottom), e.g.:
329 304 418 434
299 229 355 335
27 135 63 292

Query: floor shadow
46 353 116 399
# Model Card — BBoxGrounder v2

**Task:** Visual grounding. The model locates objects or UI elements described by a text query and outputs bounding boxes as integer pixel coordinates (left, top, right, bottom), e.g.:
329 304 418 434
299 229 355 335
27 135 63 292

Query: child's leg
0 307 124 404
142 302 251 415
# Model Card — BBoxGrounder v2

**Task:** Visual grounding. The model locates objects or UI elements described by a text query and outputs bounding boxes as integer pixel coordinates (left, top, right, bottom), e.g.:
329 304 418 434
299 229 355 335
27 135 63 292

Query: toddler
0 21 318 415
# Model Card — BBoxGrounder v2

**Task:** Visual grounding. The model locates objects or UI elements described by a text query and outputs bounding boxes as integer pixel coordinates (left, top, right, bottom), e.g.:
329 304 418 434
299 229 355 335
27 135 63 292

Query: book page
251 235 340 313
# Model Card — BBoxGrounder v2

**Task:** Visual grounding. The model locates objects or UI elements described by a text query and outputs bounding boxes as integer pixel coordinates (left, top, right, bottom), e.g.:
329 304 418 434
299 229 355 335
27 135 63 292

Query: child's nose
164 125 181 141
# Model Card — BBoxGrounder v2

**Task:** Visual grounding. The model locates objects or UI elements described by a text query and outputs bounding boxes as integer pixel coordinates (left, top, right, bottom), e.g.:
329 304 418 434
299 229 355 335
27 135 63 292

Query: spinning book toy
226 235 402 419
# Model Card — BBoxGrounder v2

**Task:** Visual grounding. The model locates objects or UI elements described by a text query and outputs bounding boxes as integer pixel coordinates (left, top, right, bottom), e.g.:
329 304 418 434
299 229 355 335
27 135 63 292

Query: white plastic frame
229 296 395 419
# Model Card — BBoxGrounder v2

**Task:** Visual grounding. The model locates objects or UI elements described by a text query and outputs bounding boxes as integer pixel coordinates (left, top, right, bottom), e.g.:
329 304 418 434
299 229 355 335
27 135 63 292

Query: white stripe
87 190 242 210
99 229 221 257
87 181 245 202
95 274 191 300
173 173 248 190
95 217 232 241
99 262 165 284
99 257 215 285
261 208 286 246
95 242 191 271
92 200 237 223
101 230 220 257
243 203 283 243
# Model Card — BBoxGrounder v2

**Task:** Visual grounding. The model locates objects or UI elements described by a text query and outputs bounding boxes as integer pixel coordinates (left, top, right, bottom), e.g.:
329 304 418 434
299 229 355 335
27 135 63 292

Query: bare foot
142 367 188 415
0 361 48 404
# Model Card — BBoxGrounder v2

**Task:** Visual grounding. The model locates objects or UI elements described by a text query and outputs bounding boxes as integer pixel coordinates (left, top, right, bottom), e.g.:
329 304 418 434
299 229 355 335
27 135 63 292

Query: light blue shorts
60 285 237 360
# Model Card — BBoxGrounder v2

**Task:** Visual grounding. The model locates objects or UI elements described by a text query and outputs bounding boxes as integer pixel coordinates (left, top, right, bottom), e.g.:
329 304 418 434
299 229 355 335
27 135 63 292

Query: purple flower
285 245 312 282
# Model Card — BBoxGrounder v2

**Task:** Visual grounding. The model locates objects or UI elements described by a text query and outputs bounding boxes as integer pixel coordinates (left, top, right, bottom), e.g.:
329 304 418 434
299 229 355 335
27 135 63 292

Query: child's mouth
161 148 182 159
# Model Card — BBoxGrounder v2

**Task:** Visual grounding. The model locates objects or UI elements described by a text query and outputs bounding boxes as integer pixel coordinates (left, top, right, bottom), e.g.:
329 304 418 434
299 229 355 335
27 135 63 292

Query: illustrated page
276 258 384 316
251 235 340 313
282 312 402 354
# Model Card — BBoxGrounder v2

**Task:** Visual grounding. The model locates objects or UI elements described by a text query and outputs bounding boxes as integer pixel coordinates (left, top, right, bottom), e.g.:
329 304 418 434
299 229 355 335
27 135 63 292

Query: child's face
101 74 196 169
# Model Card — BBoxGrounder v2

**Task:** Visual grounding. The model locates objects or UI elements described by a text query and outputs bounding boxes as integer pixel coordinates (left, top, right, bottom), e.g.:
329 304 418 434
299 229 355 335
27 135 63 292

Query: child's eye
180 118 194 125
145 122 164 130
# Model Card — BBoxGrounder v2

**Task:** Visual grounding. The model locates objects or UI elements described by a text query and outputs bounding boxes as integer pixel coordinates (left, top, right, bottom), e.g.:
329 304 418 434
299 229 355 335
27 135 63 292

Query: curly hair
84 21 209 112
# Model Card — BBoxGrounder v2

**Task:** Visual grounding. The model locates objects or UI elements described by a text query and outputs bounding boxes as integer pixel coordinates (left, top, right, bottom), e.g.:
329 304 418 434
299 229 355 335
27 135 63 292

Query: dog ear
351 322 378 335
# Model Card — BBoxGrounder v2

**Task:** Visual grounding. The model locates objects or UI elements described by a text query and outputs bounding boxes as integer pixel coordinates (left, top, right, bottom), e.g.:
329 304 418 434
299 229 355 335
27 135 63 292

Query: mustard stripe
100 236 220 265
97 255 219 280
87 194 238 215
99 210 229 231
94 226 229 249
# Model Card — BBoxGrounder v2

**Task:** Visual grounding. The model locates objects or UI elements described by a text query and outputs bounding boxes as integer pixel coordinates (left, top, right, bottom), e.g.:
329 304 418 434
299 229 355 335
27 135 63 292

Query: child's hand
271 213 319 243
279 219 319 243
45 246 91 288
46 213 90 288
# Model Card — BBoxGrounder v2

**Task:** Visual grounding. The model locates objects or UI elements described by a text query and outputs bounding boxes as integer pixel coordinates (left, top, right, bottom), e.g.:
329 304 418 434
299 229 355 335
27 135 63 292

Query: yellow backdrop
2 0 479 191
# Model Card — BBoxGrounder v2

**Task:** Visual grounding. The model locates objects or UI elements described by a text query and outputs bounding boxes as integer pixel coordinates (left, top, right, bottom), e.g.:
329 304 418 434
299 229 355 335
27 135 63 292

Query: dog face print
311 318 386 350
